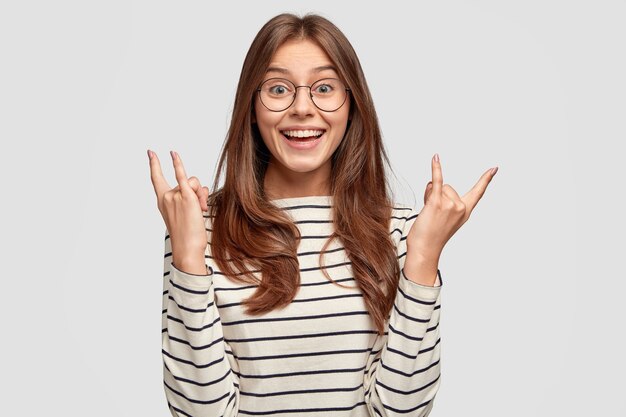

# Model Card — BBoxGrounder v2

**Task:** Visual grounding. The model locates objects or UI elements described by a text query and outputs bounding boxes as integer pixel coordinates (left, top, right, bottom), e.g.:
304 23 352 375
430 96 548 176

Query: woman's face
253 38 351 197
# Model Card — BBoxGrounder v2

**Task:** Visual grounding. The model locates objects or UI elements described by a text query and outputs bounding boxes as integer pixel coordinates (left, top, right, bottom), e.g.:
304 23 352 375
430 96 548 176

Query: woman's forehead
266 39 337 76
264 64 338 77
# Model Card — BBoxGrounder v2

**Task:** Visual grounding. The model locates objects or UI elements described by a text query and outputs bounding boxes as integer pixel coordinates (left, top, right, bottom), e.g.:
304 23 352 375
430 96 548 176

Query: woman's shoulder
389 201 418 218
389 202 419 235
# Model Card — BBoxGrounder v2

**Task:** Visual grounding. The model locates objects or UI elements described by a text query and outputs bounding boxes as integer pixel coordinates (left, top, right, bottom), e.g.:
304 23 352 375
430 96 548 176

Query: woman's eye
315 84 333 94
270 85 288 94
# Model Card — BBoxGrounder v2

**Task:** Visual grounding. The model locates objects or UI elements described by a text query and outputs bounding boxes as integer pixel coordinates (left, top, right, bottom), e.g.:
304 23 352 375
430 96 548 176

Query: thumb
201 186 210 211
424 181 433 205
187 176 201 192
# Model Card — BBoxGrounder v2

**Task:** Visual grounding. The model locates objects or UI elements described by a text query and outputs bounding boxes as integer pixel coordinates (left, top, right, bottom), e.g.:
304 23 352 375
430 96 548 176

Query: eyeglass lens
259 78 348 112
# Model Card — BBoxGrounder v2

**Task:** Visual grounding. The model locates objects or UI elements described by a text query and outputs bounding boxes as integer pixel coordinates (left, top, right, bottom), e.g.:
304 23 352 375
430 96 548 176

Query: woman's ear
252 98 259 124
348 92 353 121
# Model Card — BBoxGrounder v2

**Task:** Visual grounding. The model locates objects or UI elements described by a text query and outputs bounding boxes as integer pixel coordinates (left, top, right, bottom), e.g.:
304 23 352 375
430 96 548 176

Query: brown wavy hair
208 12 401 335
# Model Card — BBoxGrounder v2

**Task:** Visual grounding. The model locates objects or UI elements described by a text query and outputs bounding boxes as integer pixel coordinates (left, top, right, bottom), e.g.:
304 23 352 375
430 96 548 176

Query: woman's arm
363 207 443 417
161 227 240 416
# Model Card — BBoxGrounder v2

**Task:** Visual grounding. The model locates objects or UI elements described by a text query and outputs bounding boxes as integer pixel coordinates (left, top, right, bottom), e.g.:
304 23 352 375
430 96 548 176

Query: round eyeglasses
256 77 350 112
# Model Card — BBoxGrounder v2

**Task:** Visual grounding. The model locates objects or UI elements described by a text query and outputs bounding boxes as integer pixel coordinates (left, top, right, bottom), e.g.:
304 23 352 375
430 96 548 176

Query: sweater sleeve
363 207 443 417
161 225 240 416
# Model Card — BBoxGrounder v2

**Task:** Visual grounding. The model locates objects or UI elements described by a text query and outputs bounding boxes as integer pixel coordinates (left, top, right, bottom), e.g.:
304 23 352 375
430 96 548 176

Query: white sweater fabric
161 195 443 417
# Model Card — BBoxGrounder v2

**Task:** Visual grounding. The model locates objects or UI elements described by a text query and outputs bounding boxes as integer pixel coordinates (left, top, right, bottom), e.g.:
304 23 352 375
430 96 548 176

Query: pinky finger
201 187 210 211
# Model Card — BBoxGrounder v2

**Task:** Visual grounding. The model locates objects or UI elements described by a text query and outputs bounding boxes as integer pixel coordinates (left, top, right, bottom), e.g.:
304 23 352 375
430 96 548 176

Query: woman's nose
290 87 316 115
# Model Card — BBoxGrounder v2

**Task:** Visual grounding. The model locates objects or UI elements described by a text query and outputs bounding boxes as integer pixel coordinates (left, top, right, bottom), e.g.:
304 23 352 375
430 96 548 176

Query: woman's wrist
172 254 208 276
403 241 441 286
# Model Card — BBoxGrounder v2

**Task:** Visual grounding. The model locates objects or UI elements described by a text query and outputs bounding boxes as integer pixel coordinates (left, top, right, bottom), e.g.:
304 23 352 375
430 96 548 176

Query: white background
1 0 624 415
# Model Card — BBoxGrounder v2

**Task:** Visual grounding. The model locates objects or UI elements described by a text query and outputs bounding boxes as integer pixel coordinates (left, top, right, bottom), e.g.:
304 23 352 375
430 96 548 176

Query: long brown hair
208 12 400 335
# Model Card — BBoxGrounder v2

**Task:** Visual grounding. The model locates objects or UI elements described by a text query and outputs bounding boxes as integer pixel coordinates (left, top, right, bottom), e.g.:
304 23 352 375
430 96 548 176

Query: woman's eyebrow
265 65 337 75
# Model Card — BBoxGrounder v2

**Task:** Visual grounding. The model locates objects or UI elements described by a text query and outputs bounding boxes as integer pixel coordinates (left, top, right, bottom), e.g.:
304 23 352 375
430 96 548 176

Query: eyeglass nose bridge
290 85 316 107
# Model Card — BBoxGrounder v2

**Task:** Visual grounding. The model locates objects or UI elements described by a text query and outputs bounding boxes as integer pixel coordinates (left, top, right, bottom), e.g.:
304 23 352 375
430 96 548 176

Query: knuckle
157 197 169 213
180 189 194 200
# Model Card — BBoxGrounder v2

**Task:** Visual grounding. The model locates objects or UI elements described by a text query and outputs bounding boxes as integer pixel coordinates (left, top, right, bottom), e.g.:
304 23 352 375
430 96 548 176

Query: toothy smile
280 129 326 140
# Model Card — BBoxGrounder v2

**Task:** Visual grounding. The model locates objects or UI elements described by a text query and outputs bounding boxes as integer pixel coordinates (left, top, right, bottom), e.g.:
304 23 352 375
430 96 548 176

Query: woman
148 12 497 417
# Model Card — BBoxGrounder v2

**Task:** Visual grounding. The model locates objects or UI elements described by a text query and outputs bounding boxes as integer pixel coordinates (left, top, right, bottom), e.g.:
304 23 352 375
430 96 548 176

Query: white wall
1 1 624 415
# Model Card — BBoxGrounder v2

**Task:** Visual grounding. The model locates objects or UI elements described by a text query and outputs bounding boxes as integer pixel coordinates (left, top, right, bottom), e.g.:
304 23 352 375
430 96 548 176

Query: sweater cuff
170 262 214 292
400 267 443 303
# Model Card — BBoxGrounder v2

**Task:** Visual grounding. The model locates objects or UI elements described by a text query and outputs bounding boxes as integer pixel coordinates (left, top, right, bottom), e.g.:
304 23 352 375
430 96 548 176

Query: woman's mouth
279 129 326 150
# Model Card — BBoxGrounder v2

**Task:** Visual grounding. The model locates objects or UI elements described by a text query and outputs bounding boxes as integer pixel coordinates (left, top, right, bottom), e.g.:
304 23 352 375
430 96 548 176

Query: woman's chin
277 157 327 174
284 163 322 173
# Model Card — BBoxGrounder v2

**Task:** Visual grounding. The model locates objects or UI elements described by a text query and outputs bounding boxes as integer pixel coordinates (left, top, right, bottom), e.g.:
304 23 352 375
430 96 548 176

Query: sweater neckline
270 195 333 207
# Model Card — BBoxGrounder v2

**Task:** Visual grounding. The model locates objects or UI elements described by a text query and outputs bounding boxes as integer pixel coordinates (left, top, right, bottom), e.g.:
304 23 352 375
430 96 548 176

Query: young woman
148 12 497 417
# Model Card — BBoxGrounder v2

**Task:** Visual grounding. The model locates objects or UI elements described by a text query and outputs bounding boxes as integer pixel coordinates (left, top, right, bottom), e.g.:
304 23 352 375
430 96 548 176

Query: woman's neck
263 161 332 200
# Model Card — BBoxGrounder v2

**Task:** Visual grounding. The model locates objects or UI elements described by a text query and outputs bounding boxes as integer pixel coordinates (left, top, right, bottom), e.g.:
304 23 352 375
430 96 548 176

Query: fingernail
434 153 440 163
147 149 152 160
170 150 175 160
490 167 499 176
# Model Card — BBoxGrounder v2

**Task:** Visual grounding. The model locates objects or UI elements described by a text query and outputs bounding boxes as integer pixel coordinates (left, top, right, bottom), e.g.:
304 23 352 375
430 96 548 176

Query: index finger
148 150 171 198
461 167 498 213
431 153 443 197
171 151 194 196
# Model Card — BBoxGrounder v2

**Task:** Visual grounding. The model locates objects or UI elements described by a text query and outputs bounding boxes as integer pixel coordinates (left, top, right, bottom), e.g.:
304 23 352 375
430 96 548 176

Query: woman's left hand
407 153 498 260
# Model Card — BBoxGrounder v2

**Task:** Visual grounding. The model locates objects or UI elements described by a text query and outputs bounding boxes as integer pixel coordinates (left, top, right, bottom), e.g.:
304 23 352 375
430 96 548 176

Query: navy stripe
240 382 362 397
167 314 221 332
234 365 367 379
221 309 370 327
379 358 440 378
168 402 193 417
397 285 437 306
168 294 213 313
224 329 379 344
166 332 226 351
169 279 210 295
164 380 232 405
386 337 442 360
238 401 367 416
379 398 432 414
165 361 233 387
376 373 441 395
163 348 229 369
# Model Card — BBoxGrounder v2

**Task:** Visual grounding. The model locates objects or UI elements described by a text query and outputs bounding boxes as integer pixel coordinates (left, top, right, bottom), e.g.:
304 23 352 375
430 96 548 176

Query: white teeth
281 129 325 138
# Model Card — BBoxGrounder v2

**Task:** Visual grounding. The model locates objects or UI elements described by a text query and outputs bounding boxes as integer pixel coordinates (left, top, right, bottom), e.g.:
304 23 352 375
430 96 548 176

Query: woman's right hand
148 149 210 274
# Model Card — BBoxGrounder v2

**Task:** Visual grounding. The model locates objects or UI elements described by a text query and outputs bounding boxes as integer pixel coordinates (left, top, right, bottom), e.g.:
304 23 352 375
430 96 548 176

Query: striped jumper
161 195 443 416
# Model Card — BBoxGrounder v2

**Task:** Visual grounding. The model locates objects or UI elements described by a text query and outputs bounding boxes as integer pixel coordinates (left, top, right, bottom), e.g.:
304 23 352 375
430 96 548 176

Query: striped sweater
161 195 443 417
